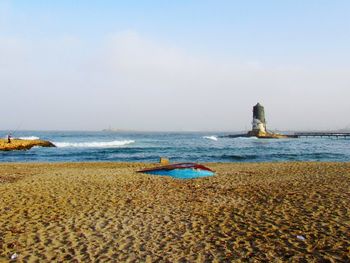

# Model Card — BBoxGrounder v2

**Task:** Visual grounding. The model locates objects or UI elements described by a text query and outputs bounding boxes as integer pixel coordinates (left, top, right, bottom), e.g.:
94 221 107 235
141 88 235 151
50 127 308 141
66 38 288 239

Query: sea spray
203 136 218 141
54 140 135 148
18 136 40 140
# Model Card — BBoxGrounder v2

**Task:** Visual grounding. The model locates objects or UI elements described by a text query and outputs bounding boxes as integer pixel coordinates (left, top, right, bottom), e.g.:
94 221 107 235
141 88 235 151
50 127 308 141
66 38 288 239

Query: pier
223 103 350 139
294 132 350 138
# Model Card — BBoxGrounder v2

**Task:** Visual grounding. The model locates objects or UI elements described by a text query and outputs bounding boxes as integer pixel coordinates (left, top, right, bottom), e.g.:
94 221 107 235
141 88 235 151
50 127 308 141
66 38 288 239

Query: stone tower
251 103 266 135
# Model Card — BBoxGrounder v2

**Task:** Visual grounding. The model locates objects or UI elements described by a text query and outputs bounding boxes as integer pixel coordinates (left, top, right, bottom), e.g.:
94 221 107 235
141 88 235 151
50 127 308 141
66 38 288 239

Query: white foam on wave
54 140 135 148
203 136 218 141
18 136 40 140
236 136 258 140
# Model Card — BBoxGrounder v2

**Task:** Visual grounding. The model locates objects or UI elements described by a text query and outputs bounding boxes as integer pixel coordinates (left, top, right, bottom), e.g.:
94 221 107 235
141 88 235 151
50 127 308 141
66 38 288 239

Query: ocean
1 131 350 163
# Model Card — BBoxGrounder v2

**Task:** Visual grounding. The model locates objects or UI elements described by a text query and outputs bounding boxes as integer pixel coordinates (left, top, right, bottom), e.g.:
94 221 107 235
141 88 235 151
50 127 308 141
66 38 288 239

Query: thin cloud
0 31 349 131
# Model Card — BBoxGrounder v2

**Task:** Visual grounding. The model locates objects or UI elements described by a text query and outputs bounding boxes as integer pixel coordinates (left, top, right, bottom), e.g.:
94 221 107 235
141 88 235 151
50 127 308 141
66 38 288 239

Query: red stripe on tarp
138 162 213 173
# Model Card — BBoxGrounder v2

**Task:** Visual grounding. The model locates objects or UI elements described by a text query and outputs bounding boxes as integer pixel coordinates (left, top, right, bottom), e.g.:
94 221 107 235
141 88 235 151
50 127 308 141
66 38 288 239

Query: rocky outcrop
247 130 290 139
0 139 56 151
256 133 290 139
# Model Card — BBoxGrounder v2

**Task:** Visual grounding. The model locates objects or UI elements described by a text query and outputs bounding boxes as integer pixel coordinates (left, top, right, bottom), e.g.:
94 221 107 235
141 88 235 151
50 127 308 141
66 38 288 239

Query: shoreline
1 162 349 261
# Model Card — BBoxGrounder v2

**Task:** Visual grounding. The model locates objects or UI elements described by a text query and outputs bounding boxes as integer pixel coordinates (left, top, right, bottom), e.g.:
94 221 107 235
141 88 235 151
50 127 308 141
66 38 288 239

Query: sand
0 162 349 262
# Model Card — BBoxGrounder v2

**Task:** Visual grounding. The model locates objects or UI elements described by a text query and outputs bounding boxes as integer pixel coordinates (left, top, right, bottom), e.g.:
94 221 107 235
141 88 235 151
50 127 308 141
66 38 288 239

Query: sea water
1 131 350 163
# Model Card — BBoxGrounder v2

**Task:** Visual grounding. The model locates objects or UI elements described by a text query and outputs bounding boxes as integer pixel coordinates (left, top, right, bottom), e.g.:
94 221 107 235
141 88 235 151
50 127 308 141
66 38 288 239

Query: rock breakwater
0 139 56 151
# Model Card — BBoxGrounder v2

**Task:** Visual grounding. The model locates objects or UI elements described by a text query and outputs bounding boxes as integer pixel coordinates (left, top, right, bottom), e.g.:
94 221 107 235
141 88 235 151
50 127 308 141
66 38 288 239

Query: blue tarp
142 168 214 179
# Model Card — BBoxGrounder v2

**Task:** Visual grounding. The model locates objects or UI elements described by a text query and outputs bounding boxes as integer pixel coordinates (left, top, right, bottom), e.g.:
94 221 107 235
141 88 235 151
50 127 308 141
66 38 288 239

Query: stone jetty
0 138 56 151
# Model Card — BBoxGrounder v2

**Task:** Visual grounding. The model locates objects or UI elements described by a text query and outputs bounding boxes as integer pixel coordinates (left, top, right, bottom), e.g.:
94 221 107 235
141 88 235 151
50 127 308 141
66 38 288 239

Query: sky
0 0 350 131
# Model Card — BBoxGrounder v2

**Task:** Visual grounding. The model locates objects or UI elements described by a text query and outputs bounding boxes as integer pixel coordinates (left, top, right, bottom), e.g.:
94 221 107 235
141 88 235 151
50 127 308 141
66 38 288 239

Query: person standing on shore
7 134 12 143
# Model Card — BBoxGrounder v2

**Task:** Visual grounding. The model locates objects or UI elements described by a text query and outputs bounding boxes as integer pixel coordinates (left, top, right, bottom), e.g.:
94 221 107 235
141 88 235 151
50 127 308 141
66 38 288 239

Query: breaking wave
18 136 40 140
234 136 258 140
203 136 218 141
54 140 135 148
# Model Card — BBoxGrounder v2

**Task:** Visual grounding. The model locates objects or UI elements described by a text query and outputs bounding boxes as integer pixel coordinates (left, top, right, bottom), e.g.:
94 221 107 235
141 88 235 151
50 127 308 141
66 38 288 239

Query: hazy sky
1 0 349 131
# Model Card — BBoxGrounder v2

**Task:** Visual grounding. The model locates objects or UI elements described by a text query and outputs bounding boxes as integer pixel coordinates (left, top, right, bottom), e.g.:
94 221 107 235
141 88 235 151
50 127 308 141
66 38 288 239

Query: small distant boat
138 163 214 179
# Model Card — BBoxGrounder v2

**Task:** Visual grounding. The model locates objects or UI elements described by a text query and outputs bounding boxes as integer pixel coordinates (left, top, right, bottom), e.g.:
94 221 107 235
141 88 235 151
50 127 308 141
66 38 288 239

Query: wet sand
0 162 349 262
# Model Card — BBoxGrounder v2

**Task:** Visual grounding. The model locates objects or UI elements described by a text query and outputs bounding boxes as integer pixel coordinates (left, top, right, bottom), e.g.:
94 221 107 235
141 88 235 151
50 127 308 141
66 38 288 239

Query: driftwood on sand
0 139 56 151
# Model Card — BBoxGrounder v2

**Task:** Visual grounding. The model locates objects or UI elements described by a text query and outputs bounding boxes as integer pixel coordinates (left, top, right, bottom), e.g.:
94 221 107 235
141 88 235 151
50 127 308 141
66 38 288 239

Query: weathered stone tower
252 103 266 133
247 103 267 136
224 103 289 138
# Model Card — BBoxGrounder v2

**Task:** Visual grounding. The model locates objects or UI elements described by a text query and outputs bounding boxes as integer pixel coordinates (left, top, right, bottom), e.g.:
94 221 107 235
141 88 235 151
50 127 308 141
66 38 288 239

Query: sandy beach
0 162 349 262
